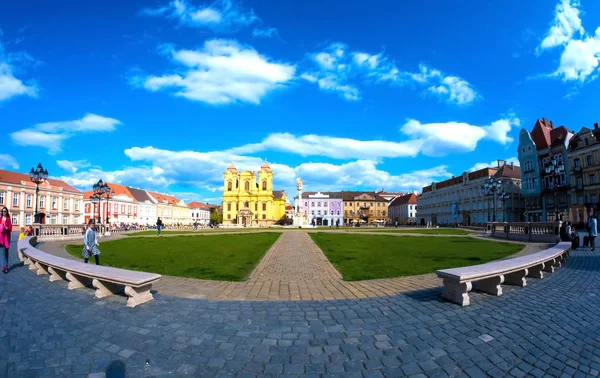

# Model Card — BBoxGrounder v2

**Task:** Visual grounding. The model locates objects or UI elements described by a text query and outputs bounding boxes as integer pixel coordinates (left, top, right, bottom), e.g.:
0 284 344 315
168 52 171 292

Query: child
26 225 33 236
18 227 26 241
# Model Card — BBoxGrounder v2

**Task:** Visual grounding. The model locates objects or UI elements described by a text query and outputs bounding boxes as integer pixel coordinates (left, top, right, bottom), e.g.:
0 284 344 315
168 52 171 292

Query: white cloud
538 0 600 82
229 133 422 159
302 44 478 104
139 39 296 105
10 114 121 153
0 34 38 102
252 27 278 38
142 0 257 31
469 157 520 172
0 154 19 169
399 116 518 157
56 160 91 174
540 0 584 49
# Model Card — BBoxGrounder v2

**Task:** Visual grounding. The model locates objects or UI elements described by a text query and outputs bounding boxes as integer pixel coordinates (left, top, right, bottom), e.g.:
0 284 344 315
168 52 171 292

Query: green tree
210 210 223 224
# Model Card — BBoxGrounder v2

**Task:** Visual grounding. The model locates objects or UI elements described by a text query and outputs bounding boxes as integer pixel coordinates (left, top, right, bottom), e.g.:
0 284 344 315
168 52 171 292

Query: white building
127 187 157 226
388 193 418 225
84 183 137 225
417 161 525 226
188 202 212 225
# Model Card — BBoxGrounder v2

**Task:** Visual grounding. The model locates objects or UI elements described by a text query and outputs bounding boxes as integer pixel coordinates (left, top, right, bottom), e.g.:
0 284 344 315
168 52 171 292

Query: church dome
261 162 272 171
226 163 237 171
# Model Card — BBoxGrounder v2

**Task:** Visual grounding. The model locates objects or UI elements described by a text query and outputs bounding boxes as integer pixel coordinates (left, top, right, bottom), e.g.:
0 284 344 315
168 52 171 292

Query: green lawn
65 232 281 281
309 233 523 281
345 228 473 235
126 228 273 236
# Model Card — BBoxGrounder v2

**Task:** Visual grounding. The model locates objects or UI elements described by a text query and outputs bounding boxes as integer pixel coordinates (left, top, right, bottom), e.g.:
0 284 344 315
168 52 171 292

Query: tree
210 210 223 225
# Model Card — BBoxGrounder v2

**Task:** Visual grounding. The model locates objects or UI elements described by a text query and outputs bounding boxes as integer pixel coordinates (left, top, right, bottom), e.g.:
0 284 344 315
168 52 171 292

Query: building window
575 159 581 168
227 203 231 211
244 181 250 191
262 180 267 190
50 215 57 224
590 174 596 184
304 202 308 207
40 196 45 208
592 195 597 204
11 193 18 207
262 214 266 220
0 192 4 205
227 181 232 191
318 210 321 215
26 214 32 225
337 210 340 215
587 155 593 167
244 201 249 208
75 215 81 224
311 210 315 215
12 214 17 225
236 203 239 211
51 197 57 209
26 195 32 208
317 202 321 207
121 205 125 213
324 210 328 215
227 214 231 220
255 203 257 211
63 215 69 224
64 199 69 210
586 138 590 146
75 200 80 211
311 202 314 207
262 203 266 211
114 204 117 213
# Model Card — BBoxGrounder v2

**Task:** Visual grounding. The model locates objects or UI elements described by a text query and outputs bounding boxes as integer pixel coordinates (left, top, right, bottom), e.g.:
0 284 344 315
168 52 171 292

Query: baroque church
222 162 288 226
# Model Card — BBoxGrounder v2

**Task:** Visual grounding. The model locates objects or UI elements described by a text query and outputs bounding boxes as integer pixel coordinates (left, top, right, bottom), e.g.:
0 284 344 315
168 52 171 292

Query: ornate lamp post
29 163 48 224
89 194 102 224
481 177 502 222
544 156 565 221
92 179 114 225
499 192 511 222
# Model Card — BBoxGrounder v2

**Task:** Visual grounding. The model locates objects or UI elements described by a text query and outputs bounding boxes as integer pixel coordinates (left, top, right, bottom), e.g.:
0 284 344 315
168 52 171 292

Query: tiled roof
300 191 344 199
273 190 287 200
388 193 417 208
84 182 134 200
494 163 521 179
147 191 188 207
127 187 154 203
187 201 212 210
530 118 573 150
0 169 81 193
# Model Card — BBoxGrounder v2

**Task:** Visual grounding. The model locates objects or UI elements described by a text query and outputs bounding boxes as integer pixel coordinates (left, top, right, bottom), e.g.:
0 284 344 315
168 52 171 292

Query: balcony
359 205 370 210
574 166 582 173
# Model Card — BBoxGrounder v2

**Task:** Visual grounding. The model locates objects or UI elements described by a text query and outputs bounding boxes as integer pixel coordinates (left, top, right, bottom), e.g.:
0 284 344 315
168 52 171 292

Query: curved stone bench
18 236 161 308
436 241 571 306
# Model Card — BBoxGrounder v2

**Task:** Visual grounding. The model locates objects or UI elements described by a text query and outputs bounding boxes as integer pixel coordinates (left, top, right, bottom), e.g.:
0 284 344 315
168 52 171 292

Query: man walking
590 215 598 251
156 217 163 236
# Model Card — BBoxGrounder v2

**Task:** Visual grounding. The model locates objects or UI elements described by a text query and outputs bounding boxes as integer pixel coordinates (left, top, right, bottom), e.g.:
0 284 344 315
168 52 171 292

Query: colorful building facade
296 192 343 226
222 163 288 226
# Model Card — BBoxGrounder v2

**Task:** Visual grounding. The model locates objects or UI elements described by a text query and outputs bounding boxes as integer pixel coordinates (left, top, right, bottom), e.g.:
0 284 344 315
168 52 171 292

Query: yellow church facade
222 163 288 226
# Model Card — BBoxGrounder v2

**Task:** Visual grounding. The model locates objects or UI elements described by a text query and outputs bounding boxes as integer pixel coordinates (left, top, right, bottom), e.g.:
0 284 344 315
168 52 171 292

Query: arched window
245 181 250 191
227 181 232 191
262 180 267 191
236 180 239 188
244 202 249 208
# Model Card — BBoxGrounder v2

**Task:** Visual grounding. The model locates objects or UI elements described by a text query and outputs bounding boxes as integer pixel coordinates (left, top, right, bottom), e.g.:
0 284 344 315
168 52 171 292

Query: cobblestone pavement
39 231 551 301
2 233 600 377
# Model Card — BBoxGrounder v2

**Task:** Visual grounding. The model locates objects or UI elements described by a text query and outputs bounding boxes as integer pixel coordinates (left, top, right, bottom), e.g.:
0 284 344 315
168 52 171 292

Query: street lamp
92 179 114 225
499 192 511 222
89 194 102 224
29 163 48 224
481 177 502 222
544 156 565 221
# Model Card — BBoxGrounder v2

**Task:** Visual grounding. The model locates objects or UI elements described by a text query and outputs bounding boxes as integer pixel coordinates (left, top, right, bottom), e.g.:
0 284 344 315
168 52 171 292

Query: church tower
258 162 273 192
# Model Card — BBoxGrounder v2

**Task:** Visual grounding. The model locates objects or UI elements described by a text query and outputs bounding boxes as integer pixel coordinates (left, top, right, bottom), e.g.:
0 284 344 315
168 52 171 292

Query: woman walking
82 219 101 265
0 207 12 273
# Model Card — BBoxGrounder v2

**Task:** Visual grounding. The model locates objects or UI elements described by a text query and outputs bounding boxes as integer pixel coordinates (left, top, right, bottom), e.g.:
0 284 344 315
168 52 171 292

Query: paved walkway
2 233 600 377
38 230 551 302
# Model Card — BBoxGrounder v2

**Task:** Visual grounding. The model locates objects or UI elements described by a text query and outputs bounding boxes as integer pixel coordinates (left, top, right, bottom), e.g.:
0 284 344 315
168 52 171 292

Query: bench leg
441 279 472 306
543 259 556 273
29 261 38 271
554 256 563 268
66 272 90 290
527 263 544 279
17 250 24 262
93 279 123 298
473 275 504 296
504 269 528 287
124 284 154 308
35 262 49 276
23 256 32 266
48 267 67 282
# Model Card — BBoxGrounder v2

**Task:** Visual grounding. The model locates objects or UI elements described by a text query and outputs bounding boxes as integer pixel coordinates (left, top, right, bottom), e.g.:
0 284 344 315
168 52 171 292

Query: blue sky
1 0 600 203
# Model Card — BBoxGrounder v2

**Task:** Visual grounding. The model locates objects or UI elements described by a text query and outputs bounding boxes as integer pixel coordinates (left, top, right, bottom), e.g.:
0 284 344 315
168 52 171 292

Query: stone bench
18 236 161 308
436 241 571 306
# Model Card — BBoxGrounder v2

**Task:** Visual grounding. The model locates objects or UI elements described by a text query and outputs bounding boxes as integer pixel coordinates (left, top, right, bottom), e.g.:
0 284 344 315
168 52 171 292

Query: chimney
497 160 506 168
510 162 514 169
595 122 599 129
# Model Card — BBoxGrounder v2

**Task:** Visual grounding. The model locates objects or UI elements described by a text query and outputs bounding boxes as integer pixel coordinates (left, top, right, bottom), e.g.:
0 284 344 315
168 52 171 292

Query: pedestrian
0 207 13 273
26 225 34 236
590 215 598 252
82 219 101 265
18 227 27 241
156 217 163 236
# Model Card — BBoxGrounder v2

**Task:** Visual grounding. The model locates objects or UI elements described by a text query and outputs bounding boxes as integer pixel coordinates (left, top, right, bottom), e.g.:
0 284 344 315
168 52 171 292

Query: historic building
0 169 83 226
388 193 418 225
147 192 190 225
341 191 389 225
418 161 524 226
127 187 157 226
295 192 343 226
188 202 212 225
567 122 600 227
222 163 288 226
375 189 409 202
517 118 574 222
83 183 137 225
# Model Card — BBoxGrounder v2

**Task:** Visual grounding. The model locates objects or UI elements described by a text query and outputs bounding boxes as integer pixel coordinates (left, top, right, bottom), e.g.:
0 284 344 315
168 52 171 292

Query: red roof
187 201 212 210
389 193 417 208
0 169 81 193
530 118 572 150
83 182 134 200
147 191 187 207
